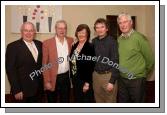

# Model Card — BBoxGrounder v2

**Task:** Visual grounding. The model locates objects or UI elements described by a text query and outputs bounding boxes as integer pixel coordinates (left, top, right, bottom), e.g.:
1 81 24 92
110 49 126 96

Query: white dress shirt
23 40 38 62
55 36 69 74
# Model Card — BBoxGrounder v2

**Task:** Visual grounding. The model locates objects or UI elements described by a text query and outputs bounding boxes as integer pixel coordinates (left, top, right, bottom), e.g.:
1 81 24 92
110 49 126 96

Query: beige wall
5 5 155 94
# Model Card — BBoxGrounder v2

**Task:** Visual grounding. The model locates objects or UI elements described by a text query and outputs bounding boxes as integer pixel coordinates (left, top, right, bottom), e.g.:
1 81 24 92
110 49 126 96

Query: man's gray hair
117 13 132 23
55 19 67 29
20 21 35 32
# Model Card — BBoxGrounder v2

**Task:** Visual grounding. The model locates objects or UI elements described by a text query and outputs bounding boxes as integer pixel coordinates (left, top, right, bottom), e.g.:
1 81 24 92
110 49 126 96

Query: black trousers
46 71 71 103
118 77 146 103
23 96 38 103
72 76 95 103
13 95 39 103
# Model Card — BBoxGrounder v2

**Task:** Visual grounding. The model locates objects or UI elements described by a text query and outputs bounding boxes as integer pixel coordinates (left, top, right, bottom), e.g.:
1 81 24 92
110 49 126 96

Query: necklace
76 43 84 53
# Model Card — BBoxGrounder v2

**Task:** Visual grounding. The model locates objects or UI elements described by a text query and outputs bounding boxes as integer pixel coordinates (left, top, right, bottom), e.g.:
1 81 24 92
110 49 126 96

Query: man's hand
45 82 53 91
106 83 114 92
83 82 89 93
14 92 23 100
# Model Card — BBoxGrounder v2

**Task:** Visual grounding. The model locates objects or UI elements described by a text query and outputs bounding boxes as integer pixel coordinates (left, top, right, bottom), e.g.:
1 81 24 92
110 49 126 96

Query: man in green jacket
117 13 154 103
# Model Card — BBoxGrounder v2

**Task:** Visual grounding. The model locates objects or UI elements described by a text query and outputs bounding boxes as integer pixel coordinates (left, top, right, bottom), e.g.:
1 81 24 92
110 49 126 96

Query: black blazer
70 41 95 83
5 38 43 97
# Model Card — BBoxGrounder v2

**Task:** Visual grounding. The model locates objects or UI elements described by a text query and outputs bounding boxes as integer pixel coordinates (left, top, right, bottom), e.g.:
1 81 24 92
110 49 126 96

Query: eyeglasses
22 29 35 33
56 27 67 30
118 20 130 25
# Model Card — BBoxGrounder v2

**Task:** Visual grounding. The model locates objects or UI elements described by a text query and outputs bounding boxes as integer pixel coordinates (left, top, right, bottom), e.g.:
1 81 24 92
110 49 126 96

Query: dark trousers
13 95 39 103
23 96 38 103
46 71 71 103
72 77 95 103
118 77 146 103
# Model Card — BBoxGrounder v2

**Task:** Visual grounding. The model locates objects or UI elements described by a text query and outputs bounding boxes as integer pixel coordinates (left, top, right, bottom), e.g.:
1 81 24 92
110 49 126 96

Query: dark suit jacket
6 38 43 97
70 41 95 83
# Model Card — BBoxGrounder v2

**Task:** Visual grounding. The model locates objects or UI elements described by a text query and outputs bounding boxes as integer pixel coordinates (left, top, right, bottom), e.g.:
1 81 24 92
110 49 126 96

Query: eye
23 30 34 32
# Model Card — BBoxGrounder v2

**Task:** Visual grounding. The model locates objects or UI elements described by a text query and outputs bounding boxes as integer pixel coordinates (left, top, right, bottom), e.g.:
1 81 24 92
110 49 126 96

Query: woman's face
77 29 87 42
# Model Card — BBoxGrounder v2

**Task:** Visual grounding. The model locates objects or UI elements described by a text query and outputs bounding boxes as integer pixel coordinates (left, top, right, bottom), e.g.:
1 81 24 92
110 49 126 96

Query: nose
120 23 126 28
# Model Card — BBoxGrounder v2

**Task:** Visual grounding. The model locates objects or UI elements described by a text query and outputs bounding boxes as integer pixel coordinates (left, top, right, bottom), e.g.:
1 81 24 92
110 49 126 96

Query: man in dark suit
6 22 43 103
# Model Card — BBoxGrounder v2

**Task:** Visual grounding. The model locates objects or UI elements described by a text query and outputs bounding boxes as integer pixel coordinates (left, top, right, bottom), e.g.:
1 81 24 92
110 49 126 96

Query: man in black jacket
6 22 43 103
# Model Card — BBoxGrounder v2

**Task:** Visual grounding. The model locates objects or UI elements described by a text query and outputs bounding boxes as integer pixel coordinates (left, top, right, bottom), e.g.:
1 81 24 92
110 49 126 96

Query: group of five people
6 13 154 103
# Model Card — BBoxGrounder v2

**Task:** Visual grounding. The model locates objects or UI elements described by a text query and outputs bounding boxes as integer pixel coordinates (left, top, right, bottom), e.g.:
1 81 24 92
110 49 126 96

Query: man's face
118 16 132 34
21 23 35 42
56 22 67 38
95 23 108 38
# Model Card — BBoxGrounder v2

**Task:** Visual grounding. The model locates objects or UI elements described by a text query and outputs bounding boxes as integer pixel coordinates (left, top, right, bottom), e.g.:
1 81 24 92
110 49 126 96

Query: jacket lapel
20 39 37 63
51 37 58 62
66 37 72 55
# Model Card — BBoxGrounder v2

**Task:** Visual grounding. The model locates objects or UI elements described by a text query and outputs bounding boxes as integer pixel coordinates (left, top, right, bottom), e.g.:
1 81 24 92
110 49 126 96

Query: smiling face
75 24 90 43
95 23 108 38
118 15 133 34
77 29 87 43
21 23 35 42
55 22 67 39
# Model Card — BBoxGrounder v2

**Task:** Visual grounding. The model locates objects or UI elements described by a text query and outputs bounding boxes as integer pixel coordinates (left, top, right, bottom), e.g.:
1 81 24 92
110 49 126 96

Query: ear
106 28 109 32
130 20 133 25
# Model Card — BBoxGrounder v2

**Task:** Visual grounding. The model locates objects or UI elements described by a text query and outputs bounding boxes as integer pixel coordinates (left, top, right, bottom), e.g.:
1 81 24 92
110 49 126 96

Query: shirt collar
97 34 108 41
23 39 34 45
55 35 66 42
120 29 134 39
